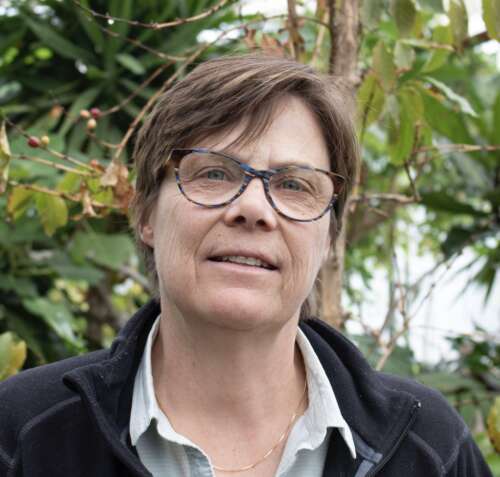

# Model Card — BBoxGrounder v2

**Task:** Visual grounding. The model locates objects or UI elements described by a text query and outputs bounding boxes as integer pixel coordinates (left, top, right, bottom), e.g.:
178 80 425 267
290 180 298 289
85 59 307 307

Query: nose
222 177 278 230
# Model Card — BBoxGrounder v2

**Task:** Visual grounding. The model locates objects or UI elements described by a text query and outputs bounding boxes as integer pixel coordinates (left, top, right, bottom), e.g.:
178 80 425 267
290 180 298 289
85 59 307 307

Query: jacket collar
63 301 419 476
299 319 420 474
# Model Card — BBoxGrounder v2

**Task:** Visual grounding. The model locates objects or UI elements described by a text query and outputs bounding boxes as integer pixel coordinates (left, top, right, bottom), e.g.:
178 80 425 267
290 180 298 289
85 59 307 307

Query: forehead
198 97 331 171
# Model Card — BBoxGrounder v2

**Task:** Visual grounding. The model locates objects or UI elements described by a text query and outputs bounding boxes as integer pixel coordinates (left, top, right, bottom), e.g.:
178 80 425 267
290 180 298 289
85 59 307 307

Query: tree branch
73 0 235 30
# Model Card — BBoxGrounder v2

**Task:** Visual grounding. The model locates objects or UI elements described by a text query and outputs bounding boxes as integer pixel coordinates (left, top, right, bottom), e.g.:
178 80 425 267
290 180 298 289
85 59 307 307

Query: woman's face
142 97 332 332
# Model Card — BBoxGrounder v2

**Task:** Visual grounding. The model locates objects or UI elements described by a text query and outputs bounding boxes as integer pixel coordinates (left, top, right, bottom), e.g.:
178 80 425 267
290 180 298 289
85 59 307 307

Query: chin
198 292 287 332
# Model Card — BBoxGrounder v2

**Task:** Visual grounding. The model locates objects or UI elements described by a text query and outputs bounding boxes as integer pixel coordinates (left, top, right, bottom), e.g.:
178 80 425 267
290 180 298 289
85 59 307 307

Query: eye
206 169 227 181
275 175 315 193
280 178 303 191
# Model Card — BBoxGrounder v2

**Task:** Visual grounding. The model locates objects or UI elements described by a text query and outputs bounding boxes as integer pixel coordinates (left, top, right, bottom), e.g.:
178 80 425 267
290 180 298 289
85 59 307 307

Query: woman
0 55 491 477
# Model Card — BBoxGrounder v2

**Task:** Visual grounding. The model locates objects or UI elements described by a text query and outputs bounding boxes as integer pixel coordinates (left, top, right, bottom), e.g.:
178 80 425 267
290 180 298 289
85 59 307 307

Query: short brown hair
132 54 359 305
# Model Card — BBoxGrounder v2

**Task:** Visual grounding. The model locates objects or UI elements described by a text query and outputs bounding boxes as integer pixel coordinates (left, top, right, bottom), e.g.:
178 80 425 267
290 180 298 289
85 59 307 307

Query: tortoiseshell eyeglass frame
167 147 346 223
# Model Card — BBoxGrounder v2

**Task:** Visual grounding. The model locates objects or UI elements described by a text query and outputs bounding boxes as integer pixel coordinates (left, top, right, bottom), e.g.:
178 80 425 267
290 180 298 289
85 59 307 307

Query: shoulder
378 372 486 474
379 371 466 434
300 319 489 474
0 350 108 467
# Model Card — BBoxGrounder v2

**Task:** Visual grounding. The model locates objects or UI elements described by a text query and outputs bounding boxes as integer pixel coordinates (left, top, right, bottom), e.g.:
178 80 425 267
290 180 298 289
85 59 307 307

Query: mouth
209 255 278 271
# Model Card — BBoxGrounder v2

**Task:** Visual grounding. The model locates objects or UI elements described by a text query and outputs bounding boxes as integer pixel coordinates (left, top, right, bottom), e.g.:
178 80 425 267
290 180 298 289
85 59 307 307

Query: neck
151 299 306 428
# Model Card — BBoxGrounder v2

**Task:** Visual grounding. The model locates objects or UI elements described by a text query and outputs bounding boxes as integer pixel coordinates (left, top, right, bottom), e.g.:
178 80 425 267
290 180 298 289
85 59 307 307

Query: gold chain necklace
212 378 308 473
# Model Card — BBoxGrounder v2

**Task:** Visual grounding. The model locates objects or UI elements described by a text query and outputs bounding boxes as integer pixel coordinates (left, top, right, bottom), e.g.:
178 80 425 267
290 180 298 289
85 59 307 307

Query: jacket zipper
364 400 421 477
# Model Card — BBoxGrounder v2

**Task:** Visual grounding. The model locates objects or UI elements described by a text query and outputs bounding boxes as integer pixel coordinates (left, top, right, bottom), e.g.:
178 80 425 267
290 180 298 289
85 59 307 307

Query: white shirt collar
130 316 356 459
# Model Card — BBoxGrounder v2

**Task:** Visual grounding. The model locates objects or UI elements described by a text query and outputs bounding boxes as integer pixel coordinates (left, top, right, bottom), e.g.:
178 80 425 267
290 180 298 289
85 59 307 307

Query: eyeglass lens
177 151 336 221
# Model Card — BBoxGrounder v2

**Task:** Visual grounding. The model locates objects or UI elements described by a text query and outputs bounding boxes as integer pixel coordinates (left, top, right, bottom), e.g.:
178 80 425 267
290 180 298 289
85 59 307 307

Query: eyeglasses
168 148 345 222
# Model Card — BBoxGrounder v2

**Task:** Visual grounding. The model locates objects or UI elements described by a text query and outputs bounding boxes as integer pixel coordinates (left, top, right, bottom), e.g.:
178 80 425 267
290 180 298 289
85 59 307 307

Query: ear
141 223 154 247
140 211 156 248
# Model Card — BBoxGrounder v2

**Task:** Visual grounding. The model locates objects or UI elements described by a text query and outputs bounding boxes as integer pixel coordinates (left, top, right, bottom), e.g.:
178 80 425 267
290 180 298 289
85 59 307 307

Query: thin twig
2 117 95 172
13 154 95 177
350 193 417 205
47 149 95 171
311 6 329 68
8 181 108 208
104 63 172 116
404 160 420 201
287 0 302 60
415 143 500 154
118 265 151 291
73 0 235 30
80 17 187 61
112 43 209 161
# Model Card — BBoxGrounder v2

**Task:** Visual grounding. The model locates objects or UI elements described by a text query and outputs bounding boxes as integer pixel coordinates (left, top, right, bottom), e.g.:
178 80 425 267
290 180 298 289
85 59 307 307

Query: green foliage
0 332 27 380
483 0 500 40
0 0 238 366
0 0 498 466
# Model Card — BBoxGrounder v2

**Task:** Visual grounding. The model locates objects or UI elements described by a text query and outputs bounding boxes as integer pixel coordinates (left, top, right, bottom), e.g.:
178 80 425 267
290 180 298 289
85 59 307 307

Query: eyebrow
216 147 314 169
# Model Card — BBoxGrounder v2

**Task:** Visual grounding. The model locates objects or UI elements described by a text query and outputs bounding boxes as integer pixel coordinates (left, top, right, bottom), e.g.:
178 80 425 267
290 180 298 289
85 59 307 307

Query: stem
13 154 94 177
73 0 235 30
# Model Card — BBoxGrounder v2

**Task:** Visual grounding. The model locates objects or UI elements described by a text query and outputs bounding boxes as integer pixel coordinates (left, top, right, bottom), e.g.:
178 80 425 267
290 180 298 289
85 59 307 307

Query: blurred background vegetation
0 0 498 471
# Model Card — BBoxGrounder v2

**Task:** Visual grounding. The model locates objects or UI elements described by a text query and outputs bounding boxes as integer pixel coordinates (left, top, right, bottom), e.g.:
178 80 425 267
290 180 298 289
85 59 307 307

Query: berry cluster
26 107 102 148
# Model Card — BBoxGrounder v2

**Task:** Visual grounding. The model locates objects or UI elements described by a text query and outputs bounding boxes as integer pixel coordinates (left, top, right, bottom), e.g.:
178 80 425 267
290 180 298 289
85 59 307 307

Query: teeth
220 255 271 269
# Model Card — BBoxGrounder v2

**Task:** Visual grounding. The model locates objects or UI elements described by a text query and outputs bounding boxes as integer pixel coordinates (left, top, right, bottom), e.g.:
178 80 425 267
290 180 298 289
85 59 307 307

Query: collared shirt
130 317 356 476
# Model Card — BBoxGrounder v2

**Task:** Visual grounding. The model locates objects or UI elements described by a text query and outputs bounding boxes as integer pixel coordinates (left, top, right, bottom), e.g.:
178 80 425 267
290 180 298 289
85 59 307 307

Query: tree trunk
320 0 360 328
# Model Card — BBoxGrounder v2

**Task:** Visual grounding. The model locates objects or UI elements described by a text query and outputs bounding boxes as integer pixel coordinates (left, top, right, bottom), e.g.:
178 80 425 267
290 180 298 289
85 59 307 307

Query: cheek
287 224 330 291
153 199 196 283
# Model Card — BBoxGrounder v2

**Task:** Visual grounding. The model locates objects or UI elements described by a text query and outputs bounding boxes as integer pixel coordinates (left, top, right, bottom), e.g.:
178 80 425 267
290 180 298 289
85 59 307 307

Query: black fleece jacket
0 300 493 476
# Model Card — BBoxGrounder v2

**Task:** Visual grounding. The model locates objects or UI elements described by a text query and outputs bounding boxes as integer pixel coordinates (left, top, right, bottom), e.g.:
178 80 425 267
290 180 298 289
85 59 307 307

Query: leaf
492 91 500 142
425 77 477 117
441 225 488 257
35 193 68 236
105 0 133 70
483 0 500 40
22 297 83 348
420 191 488 216
59 86 101 137
48 250 104 285
7 187 34 220
388 87 423 164
373 41 397 92
361 0 385 29
0 275 38 297
400 38 453 49
0 332 27 381
448 0 468 51
420 88 473 143
422 24 453 72
0 121 11 194
69 231 135 271
422 49 450 72
57 172 83 194
417 372 483 393
394 41 416 70
418 0 445 12
380 345 415 376
487 396 500 452
24 16 95 65
0 81 22 104
391 0 418 36
76 0 104 52
116 53 146 75
473 259 497 303
357 73 386 129
4 311 47 364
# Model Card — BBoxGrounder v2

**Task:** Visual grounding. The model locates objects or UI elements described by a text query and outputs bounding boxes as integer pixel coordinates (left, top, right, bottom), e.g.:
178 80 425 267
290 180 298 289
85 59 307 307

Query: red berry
28 136 40 148
90 107 101 119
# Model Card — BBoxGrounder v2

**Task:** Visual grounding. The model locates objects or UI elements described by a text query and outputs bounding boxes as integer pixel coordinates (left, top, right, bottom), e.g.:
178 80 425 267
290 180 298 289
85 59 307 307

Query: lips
208 252 278 271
